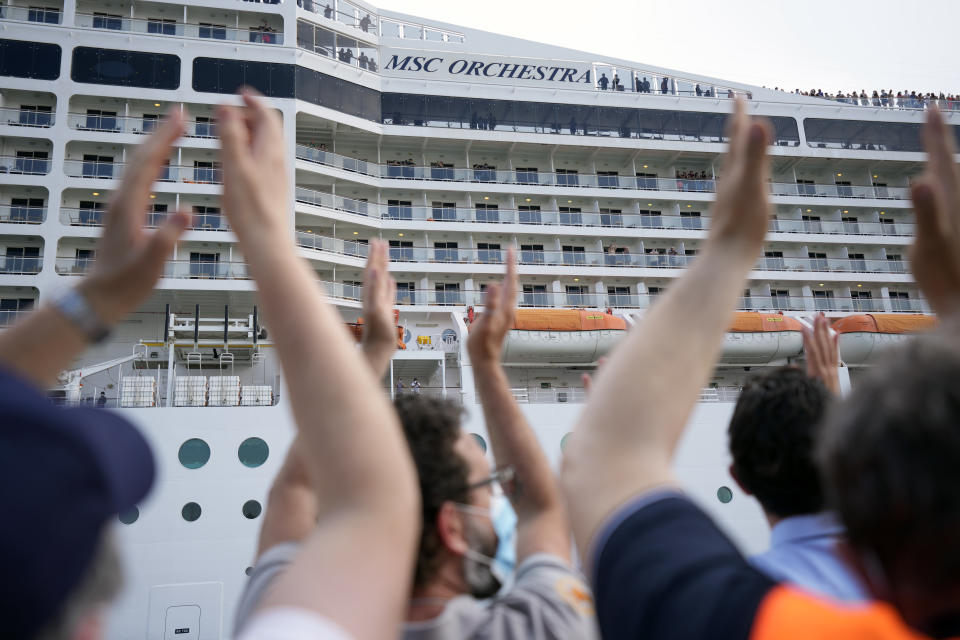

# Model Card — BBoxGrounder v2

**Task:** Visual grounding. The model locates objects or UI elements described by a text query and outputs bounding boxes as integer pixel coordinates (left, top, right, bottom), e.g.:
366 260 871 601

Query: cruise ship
0 0 950 637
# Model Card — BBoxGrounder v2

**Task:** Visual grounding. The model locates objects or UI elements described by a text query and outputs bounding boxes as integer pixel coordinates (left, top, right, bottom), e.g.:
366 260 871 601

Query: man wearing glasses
236 249 597 639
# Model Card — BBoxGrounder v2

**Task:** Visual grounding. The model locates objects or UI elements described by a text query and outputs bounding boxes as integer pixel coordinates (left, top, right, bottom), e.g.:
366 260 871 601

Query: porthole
181 502 202 522
178 438 210 469
560 433 572 452
242 499 262 520
238 437 269 468
717 486 734 504
118 506 139 525
245 566 253 576
470 433 487 453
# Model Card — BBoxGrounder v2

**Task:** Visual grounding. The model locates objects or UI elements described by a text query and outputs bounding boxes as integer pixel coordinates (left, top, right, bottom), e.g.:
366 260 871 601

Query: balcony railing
0 309 31 327
0 205 45 224
294 146 912 200
0 6 61 23
74 13 283 44
0 156 52 176
294 187 915 238
0 107 55 128
59 208 229 231
64 160 222 184
67 113 218 138
0 256 42 274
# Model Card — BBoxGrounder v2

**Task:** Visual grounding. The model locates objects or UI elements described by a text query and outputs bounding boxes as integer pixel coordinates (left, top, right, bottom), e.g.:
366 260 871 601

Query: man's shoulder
403 556 598 640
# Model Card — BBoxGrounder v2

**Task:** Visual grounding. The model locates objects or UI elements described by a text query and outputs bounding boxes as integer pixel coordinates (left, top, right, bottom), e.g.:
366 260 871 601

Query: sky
373 0 960 94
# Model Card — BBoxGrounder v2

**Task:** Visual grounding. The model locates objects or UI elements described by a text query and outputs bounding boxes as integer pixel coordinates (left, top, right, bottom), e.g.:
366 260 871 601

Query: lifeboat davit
499 309 627 363
719 313 805 365
834 314 936 365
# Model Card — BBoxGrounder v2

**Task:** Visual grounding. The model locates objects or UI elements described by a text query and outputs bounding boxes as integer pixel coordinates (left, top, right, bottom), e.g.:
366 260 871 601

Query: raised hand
581 356 607 394
803 313 840 395
910 106 960 318
216 90 291 258
79 109 190 323
708 98 772 254
361 239 398 377
467 248 517 365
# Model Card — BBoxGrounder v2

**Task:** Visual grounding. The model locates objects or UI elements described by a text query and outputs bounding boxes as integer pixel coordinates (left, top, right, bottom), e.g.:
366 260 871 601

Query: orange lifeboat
834 314 936 365
720 312 805 364
492 309 626 364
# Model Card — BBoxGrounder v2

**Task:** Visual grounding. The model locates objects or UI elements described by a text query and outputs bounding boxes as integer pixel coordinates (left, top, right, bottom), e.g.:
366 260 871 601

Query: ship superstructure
0 1 949 637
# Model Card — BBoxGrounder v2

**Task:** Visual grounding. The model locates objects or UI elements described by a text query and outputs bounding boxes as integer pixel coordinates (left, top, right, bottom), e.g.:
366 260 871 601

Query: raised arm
467 249 570 562
360 240 398 379
803 313 841 395
255 244 399 558
910 106 960 322
561 99 772 562
0 112 188 387
218 92 419 640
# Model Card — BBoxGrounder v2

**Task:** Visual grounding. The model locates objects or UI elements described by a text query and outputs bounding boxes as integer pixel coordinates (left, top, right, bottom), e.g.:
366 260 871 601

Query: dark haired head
818 335 960 617
393 394 471 588
728 366 831 518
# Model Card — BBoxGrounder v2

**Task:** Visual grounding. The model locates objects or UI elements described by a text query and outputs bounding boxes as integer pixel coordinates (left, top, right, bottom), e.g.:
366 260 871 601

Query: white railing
67 113 218 138
0 107 55 128
74 13 283 44
295 146 911 201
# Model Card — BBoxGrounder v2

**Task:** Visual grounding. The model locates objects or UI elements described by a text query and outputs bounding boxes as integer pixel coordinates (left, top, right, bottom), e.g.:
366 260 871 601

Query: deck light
857 284 863 287
92 192 99 196
483 196 489 200
154 103 161 107
353 231 359 235
149 194 156 199
819 283 824 286
642 164 648 168
836 173 843 177
398 233 404 237
525 198 531 202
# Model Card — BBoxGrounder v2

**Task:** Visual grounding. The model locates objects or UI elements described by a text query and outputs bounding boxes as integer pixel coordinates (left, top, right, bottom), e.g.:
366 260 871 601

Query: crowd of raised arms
5 91 960 640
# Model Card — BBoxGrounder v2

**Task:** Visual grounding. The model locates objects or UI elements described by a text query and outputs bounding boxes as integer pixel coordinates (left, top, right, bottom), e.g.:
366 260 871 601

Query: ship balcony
63 160 222 186
294 146 913 201
66 109 219 140
293 187 916 239
0 138 53 177
0 286 37 327
60 191 229 232
0 235 43 275
0 2 62 24
295 232 914 276
73 3 283 45
54 256 250 280
0 104 56 130
0 187 49 226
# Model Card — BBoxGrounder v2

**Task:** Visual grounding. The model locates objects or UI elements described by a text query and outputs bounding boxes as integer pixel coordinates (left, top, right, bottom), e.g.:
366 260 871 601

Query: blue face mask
456 493 518 595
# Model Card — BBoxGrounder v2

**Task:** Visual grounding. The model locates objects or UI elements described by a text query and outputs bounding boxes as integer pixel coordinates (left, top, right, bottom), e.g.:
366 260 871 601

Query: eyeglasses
467 466 515 494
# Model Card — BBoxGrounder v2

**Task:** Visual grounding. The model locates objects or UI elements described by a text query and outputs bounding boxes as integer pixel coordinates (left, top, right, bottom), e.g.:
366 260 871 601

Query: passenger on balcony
324 3 333 18
599 74 609 90
359 14 372 32
696 84 703 96
359 52 369 69
661 76 669 94
613 74 622 91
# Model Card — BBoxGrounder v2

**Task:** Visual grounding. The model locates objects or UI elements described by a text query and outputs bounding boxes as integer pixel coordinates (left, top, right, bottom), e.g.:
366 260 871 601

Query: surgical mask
456 493 518 597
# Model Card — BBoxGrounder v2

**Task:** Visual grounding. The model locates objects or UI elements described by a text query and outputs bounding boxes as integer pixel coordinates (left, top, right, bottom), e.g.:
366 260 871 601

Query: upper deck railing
295 232 913 275
294 145 911 200
67 113 218 138
294 187 916 237
74 13 283 45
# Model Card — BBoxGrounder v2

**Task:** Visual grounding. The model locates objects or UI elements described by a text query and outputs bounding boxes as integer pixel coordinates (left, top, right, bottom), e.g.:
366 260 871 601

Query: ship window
717 486 733 504
178 438 211 469
181 502 202 522
242 500 262 520
804 117 960 153
0 39 61 80
72 47 180 89
470 433 487 453
238 437 269 468
118 506 139 525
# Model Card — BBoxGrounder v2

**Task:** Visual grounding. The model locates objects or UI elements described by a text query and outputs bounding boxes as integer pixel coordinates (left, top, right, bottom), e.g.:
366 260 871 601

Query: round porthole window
245 566 253 576
118 506 139 525
470 433 487 453
242 500 263 520
181 502 202 522
178 439 210 469
717 486 734 504
238 437 269 468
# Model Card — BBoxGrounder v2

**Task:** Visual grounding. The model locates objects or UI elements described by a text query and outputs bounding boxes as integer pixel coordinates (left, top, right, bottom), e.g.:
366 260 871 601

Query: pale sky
374 0 960 95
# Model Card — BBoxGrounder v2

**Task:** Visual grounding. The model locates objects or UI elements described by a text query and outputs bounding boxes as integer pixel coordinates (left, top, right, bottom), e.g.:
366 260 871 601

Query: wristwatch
50 287 111 344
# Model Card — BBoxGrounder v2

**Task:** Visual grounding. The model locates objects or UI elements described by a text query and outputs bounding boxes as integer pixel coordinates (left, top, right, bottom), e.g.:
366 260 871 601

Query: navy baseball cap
0 366 155 638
